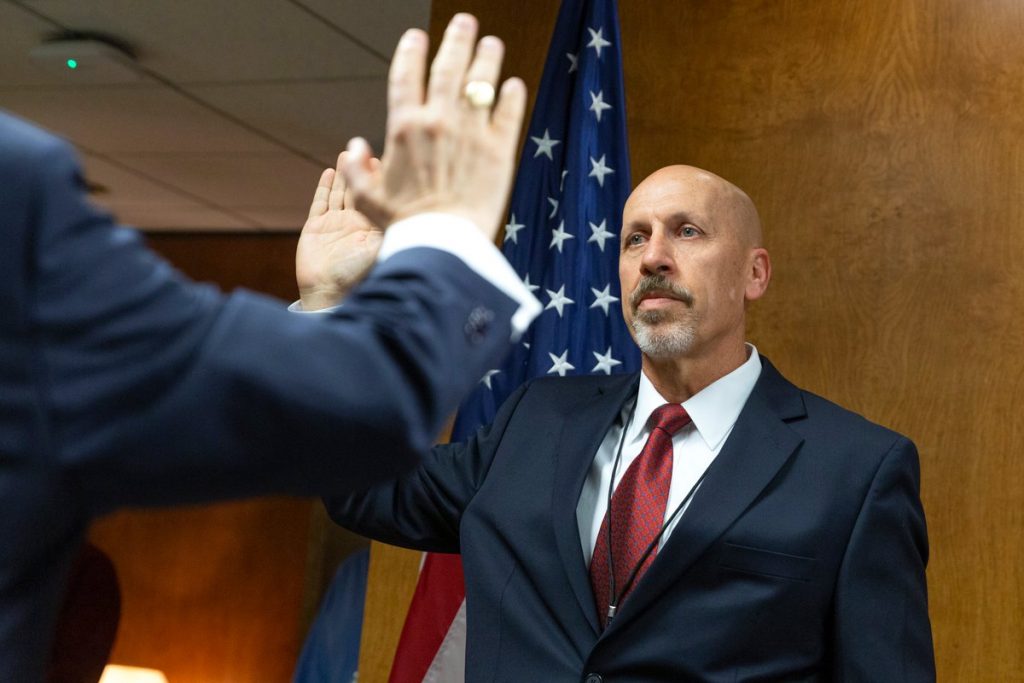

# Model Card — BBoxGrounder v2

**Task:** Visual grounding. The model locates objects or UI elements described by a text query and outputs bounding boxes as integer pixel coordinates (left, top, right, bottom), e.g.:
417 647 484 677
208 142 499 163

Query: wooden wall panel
360 0 1024 680
89 498 312 682
88 232 318 681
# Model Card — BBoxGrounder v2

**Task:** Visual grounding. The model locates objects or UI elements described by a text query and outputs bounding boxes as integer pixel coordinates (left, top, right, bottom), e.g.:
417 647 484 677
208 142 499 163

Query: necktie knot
649 403 691 436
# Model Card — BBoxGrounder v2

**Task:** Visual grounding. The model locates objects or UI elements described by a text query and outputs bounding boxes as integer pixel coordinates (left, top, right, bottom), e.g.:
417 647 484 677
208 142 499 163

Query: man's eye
626 233 646 246
681 226 698 237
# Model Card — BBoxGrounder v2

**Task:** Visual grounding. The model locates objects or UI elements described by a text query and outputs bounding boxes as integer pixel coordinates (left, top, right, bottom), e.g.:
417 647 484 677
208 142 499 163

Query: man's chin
631 320 696 358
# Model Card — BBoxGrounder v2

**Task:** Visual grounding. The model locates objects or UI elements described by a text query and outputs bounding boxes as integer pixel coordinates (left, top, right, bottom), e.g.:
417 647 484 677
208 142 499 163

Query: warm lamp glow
99 665 169 683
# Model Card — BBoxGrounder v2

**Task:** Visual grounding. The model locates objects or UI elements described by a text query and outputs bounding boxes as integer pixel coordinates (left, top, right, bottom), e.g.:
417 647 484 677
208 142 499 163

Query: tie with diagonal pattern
590 402 691 628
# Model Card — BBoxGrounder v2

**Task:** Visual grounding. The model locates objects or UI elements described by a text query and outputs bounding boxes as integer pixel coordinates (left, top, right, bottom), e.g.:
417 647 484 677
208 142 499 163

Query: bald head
618 164 772 373
625 165 763 248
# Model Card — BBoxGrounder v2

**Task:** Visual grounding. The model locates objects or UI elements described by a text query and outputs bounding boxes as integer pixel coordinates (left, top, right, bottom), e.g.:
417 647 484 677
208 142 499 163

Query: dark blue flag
452 0 638 440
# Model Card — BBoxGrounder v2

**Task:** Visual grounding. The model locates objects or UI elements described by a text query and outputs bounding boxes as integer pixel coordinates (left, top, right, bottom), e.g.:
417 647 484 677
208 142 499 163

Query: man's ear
745 248 771 301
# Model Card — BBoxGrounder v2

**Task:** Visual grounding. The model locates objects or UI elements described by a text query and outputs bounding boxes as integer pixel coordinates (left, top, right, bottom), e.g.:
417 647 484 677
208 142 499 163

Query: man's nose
640 231 674 275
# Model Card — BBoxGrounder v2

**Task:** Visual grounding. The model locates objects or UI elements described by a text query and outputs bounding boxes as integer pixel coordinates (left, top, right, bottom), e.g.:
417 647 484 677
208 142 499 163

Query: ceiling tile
190 78 387 164
81 154 254 229
94 200 253 230
295 0 430 56
81 153 201 204
115 151 323 212
0 2 72 87
3 1 421 232
233 207 311 231
18 0 388 82
0 85 280 153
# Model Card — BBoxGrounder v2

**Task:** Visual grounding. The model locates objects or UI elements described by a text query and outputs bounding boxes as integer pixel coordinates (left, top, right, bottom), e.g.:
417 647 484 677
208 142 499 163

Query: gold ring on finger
463 80 496 109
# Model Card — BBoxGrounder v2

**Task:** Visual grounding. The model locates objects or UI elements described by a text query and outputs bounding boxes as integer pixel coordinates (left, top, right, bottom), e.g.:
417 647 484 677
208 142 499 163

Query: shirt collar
629 344 762 451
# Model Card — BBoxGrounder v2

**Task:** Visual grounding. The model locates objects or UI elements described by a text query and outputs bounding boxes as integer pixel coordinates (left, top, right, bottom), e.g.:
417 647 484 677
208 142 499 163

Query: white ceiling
0 0 431 230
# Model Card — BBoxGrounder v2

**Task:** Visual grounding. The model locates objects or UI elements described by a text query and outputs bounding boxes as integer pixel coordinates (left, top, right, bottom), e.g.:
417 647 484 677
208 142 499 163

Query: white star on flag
504 214 526 244
521 273 540 293
587 218 615 251
587 27 611 58
547 350 575 376
480 369 500 389
547 197 560 218
591 347 623 374
589 284 619 315
589 154 615 187
550 221 574 252
531 129 561 160
544 285 575 317
561 170 569 191
566 52 579 73
589 90 612 122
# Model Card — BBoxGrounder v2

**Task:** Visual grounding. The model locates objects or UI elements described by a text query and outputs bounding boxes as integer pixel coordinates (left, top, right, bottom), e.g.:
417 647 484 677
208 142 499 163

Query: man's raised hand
341 14 527 240
296 151 382 311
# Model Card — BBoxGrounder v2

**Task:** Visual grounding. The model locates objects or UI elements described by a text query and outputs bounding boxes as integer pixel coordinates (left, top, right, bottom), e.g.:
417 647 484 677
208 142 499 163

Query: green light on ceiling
66 59 78 69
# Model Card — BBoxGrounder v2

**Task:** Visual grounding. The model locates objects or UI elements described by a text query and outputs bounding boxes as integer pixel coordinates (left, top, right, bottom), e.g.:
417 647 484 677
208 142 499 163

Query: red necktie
590 403 691 628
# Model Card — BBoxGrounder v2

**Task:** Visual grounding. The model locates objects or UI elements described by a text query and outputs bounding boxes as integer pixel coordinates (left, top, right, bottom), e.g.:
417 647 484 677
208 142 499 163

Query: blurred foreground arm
2 12 536 516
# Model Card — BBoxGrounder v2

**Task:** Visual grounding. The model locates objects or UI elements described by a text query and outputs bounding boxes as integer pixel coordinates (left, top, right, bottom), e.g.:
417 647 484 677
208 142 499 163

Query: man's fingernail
452 13 475 29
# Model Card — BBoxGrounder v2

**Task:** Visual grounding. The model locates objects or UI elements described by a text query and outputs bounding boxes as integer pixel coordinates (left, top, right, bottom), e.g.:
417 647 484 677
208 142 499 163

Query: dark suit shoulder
0 112 74 171
758 357 912 467
798 389 908 447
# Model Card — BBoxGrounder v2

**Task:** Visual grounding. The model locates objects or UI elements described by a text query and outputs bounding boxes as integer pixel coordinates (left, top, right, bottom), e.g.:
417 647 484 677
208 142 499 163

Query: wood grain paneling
89 498 311 682
361 1 1024 680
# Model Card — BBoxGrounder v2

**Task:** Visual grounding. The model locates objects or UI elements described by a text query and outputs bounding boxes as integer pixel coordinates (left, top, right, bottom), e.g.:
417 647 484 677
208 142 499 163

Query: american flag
388 0 636 679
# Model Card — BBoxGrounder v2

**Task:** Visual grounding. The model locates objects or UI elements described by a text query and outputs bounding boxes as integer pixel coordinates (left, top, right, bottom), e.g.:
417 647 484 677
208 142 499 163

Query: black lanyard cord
602 399 708 627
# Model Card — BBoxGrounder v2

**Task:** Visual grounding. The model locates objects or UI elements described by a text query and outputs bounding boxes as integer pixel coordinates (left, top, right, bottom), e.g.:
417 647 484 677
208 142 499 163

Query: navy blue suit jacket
328 360 935 682
0 111 519 681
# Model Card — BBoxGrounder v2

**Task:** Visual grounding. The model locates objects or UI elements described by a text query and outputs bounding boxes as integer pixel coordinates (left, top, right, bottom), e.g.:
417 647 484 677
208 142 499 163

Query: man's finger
307 168 334 220
490 77 528 151
343 158 380 210
427 13 478 105
388 29 429 117
328 151 348 211
462 35 505 121
341 138 388 222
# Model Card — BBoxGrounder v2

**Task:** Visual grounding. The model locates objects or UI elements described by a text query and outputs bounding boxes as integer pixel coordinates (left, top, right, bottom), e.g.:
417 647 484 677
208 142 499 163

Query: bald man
313 166 935 682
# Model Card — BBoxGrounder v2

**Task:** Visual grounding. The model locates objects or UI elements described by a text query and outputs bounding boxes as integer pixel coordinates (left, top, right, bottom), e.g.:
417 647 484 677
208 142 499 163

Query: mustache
629 274 695 310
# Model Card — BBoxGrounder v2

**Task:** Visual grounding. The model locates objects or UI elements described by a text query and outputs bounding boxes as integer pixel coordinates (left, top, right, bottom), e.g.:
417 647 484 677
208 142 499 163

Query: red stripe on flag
388 553 466 683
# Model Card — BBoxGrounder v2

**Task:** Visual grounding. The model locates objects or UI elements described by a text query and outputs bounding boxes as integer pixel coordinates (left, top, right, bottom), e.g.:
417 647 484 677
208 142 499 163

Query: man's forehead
624 167 726 220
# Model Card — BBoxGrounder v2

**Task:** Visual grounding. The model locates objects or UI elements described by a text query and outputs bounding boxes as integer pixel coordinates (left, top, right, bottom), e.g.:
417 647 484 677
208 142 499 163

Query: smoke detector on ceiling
30 34 141 84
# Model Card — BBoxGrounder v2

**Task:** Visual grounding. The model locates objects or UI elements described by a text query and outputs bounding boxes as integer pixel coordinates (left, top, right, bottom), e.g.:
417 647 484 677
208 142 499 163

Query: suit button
463 306 494 344
583 675 603 683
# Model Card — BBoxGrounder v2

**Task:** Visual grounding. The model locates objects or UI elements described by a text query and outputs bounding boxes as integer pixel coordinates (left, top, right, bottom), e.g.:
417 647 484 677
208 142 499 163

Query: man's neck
640 342 750 403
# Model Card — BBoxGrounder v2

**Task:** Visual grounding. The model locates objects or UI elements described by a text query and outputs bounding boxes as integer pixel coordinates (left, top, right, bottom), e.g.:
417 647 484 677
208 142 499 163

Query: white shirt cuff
378 213 541 339
287 300 337 313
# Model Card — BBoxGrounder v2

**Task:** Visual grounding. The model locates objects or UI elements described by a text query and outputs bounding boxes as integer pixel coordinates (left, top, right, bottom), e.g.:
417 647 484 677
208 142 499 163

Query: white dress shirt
291 213 541 339
576 345 762 564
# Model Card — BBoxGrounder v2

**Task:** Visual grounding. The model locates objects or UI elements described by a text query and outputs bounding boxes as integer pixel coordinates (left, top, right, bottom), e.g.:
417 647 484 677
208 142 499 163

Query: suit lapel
550 372 639 636
602 358 807 636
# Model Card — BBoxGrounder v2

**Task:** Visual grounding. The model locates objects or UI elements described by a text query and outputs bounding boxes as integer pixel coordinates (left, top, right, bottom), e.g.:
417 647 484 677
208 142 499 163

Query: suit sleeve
322 382 532 553
25 135 521 516
832 437 935 681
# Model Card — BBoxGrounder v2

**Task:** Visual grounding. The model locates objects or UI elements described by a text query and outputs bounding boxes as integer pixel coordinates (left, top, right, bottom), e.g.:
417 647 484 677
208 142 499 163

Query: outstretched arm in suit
324 382 533 552
11 14 534 515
